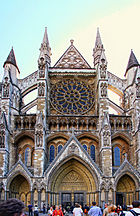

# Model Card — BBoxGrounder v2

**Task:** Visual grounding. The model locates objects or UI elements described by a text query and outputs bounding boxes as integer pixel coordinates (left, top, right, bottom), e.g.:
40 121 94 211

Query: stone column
59 192 61 205
113 190 115 204
98 191 101 207
30 191 33 206
46 191 48 207
38 190 41 210
105 190 108 203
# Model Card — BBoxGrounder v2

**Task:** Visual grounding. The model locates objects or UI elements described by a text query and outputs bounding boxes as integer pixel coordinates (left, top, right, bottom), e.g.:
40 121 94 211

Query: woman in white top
73 203 83 216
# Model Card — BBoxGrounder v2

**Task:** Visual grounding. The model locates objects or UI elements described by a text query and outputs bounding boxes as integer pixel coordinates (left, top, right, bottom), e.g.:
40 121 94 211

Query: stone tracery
50 79 94 114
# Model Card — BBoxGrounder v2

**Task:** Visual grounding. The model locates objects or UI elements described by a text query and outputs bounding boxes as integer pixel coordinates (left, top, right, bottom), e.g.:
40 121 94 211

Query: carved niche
103 130 110 146
100 59 107 79
38 82 45 96
35 124 43 147
38 57 45 78
100 82 107 97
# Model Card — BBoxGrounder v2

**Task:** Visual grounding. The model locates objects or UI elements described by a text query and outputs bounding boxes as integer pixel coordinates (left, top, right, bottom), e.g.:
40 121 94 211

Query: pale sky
0 0 140 80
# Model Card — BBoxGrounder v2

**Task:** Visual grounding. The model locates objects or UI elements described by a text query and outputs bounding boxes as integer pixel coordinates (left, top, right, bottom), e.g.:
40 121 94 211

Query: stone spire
3 47 20 73
93 28 104 67
125 50 139 76
95 27 103 47
39 27 51 63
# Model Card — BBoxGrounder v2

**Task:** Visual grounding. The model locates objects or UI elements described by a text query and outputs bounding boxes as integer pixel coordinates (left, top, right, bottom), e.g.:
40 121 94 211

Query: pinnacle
42 27 49 44
3 47 20 73
125 50 139 76
95 27 103 47
39 27 51 60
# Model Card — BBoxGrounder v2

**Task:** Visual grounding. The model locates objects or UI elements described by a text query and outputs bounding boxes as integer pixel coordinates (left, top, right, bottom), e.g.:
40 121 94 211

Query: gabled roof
54 40 91 69
3 47 20 73
125 50 139 76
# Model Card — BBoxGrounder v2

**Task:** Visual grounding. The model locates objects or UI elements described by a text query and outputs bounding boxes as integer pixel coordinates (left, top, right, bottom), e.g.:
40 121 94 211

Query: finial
70 39 74 45
19 154 22 161
124 153 128 161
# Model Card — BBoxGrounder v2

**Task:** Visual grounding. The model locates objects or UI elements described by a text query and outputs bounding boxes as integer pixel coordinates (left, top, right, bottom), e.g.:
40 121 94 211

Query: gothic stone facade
0 28 140 209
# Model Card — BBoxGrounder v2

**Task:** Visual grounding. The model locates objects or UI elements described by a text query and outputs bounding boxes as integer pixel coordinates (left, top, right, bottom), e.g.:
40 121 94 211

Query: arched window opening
58 145 63 153
90 145 95 161
114 146 120 166
49 145 55 162
83 144 87 151
24 147 31 167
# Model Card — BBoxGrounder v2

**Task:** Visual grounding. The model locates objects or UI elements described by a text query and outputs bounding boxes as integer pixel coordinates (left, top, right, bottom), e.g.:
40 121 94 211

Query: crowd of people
0 199 139 216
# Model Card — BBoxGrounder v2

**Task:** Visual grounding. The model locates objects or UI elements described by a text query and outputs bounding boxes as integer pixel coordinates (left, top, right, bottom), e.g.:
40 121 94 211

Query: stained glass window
114 147 120 166
25 147 31 166
58 145 63 153
90 145 95 161
50 145 55 162
50 79 94 114
83 144 87 151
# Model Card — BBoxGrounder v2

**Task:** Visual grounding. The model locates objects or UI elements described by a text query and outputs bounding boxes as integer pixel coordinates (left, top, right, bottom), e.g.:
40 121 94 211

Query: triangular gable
7 156 32 178
45 134 102 179
54 40 91 69
114 154 140 178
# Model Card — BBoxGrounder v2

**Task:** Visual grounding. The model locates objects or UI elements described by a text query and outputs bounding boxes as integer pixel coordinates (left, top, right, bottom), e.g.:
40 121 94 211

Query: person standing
108 205 117 216
88 202 102 216
83 204 89 216
103 203 109 216
125 201 140 216
34 204 39 216
48 206 53 216
73 203 83 216
53 205 64 216
43 203 46 214
28 203 33 216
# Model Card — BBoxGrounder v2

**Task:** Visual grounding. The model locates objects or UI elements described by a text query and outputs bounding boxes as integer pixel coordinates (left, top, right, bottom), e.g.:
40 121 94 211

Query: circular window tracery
50 79 94 114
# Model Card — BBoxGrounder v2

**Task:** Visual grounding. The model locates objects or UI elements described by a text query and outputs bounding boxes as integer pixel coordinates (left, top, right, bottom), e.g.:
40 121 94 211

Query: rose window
50 79 94 114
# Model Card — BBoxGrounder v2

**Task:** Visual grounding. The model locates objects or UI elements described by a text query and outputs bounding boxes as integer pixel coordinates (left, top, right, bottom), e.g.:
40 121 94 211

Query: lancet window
49 145 55 162
90 145 95 161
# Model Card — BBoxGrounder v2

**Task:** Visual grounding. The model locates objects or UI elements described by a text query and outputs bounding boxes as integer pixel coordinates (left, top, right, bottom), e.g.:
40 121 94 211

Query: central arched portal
9 174 30 207
48 158 98 208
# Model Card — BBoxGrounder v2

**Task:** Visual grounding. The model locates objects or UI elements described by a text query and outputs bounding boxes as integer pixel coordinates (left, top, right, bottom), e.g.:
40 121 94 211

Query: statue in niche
103 130 110 146
100 82 107 97
36 131 43 147
100 59 107 79
38 82 45 96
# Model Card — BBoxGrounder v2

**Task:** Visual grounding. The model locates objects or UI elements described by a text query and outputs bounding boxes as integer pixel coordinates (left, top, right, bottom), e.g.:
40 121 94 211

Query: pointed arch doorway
9 174 30 207
48 158 98 208
116 174 136 206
